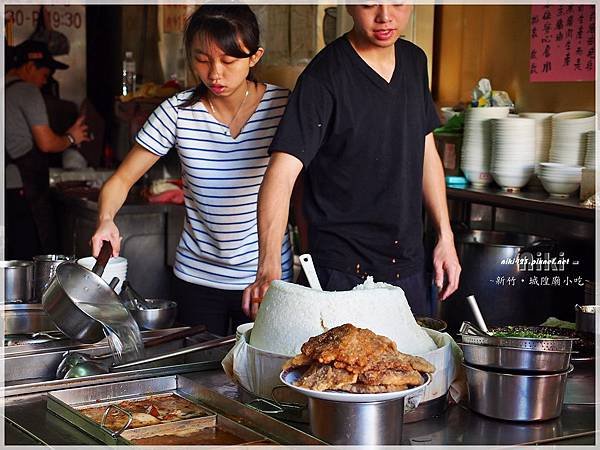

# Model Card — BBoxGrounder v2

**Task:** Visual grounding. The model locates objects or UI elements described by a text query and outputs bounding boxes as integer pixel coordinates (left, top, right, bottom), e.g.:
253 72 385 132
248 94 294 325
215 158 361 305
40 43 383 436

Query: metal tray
47 376 271 445
47 375 324 445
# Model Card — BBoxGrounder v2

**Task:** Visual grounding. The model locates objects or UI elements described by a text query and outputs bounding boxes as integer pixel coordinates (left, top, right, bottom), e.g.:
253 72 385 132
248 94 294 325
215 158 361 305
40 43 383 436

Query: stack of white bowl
584 131 595 169
77 256 128 294
519 112 553 165
549 111 595 166
537 162 583 198
461 107 511 187
490 118 536 191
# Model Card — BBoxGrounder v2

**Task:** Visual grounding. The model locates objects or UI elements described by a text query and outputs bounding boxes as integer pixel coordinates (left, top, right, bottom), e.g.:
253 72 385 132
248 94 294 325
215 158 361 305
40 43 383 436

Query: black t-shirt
270 35 440 280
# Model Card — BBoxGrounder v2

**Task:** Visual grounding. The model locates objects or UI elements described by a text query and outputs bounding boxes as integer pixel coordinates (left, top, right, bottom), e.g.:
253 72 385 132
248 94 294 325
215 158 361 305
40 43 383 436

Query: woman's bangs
197 20 251 59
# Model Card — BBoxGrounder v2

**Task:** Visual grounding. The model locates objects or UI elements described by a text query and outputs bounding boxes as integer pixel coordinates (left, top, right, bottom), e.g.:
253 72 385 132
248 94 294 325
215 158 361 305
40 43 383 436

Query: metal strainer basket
459 321 577 352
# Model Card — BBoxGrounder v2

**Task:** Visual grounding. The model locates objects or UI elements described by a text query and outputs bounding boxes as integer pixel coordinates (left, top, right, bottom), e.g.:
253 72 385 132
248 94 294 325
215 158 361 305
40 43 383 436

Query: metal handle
459 321 490 337
111 335 235 370
466 295 489 333
299 254 322 290
100 404 133 439
142 324 207 348
92 240 113 277
245 398 285 415
108 277 119 290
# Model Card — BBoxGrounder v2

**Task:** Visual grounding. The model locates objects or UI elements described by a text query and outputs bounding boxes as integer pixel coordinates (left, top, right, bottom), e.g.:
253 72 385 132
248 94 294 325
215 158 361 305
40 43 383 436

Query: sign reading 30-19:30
5 6 83 29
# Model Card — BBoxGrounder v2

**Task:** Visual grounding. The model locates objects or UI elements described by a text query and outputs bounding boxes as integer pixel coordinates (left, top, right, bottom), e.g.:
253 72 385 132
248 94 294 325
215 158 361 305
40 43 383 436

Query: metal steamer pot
42 242 125 343
440 231 562 332
1 260 34 303
575 304 597 333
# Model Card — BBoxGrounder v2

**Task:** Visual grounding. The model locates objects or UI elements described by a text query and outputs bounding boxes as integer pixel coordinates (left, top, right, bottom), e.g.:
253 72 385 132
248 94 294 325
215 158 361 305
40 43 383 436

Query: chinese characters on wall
530 5 595 82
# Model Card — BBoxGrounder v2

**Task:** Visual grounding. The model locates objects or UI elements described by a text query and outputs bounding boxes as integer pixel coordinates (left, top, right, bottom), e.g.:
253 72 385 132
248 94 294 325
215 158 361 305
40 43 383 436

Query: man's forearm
422 133 453 240
256 153 303 276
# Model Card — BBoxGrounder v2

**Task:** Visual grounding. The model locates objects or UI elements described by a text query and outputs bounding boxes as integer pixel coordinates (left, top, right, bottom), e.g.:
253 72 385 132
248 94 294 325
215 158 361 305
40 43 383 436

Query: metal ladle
466 294 491 334
63 334 235 378
56 324 207 378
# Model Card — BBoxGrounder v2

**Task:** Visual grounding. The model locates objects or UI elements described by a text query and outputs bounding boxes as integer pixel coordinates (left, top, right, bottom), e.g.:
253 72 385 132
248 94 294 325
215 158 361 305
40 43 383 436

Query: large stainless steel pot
42 242 128 343
439 231 560 332
464 363 573 421
33 255 74 302
1 260 33 303
309 397 404 445
575 304 597 333
3 303 58 334
459 342 572 372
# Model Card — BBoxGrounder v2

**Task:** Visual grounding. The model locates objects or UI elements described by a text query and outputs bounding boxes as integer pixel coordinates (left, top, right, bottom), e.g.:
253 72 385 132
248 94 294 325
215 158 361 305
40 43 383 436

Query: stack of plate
460 107 511 187
549 111 595 166
584 130 595 169
77 256 128 294
538 162 583 198
490 117 536 191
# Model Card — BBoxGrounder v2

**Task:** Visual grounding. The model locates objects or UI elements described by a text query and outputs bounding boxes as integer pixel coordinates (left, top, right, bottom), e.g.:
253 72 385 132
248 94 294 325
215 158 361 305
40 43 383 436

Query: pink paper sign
529 5 595 82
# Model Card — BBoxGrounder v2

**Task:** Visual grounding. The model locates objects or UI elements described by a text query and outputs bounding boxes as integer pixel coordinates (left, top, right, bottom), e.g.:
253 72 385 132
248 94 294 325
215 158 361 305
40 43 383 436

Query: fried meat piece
348 351 435 374
407 355 436 374
282 353 312 371
358 369 423 386
338 383 409 394
294 364 358 391
300 324 397 370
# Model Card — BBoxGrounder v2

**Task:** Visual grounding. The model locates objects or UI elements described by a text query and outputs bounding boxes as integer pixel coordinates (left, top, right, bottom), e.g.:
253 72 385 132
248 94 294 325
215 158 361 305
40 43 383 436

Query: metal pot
128 299 178 330
1 260 33 303
459 342 572 372
439 231 560 332
42 242 128 343
3 303 58 334
464 363 573 421
575 304 597 333
309 397 404 445
33 255 74 302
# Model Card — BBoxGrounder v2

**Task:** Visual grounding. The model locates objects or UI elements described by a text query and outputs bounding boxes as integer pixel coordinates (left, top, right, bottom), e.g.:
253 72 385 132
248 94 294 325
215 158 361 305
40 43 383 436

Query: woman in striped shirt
91 5 293 334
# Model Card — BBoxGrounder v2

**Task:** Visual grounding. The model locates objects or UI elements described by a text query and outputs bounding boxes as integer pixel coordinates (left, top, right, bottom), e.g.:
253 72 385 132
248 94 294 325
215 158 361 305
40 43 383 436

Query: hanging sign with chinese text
529 5 595 82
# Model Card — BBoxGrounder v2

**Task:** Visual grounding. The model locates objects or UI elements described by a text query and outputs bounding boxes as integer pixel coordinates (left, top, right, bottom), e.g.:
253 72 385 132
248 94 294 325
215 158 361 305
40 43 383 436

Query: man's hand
433 236 461 301
242 269 280 319
91 218 121 257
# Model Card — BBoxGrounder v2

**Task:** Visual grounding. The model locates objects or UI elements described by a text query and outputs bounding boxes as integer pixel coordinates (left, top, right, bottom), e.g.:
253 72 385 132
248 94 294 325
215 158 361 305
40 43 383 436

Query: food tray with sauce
46 375 280 445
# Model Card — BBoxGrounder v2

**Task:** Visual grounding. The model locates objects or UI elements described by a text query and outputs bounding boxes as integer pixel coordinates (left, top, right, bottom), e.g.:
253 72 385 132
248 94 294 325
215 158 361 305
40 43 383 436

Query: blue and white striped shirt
136 84 293 290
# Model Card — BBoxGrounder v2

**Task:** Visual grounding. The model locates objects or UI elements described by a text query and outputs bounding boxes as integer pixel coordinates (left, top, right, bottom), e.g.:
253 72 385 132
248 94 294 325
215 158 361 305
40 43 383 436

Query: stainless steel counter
4 361 596 446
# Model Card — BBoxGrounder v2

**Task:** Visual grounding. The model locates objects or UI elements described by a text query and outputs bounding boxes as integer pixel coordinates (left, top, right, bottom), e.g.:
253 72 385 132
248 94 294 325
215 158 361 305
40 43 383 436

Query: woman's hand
242 267 281 319
91 219 121 257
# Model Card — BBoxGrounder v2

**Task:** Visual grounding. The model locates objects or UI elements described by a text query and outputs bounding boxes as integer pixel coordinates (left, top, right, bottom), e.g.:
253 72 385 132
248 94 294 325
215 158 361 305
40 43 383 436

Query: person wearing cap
5 40 90 259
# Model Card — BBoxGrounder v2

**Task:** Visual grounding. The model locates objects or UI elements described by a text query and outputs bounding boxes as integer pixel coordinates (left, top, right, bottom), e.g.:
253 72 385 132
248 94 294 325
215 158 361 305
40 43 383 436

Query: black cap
13 40 69 70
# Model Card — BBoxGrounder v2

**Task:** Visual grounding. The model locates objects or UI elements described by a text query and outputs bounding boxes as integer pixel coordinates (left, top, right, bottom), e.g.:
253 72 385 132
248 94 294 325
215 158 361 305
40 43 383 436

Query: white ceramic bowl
492 171 533 189
463 168 492 186
539 175 580 197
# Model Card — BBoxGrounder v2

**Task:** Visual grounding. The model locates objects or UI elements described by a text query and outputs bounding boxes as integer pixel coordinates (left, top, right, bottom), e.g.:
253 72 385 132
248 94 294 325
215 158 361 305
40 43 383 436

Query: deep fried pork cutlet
285 324 435 393
301 323 397 369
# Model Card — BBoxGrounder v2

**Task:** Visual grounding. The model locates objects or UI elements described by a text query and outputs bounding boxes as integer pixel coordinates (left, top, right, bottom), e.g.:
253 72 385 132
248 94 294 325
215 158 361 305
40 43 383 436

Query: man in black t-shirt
243 5 461 317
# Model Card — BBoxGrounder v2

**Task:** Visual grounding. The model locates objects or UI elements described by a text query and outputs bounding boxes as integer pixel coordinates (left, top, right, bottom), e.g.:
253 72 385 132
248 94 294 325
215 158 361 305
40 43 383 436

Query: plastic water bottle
122 51 136 96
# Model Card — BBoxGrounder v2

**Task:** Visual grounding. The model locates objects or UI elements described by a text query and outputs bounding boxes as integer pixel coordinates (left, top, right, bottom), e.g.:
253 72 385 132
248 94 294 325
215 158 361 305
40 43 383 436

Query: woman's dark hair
179 5 260 108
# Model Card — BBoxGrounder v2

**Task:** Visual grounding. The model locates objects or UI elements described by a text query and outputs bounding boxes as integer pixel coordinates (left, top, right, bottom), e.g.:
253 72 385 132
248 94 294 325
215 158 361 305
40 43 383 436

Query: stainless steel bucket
1 260 34 303
33 255 74 302
464 363 573 421
308 397 404 445
459 342 572 372
575 304 597 333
